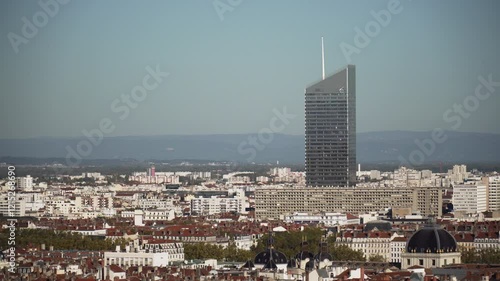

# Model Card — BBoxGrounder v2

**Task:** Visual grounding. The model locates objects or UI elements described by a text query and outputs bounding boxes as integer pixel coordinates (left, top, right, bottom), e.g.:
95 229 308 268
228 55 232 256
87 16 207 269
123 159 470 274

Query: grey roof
306 65 354 93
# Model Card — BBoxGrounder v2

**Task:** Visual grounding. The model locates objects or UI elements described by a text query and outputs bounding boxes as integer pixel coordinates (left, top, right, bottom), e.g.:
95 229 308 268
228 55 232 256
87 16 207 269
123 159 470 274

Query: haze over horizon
1 0 499 139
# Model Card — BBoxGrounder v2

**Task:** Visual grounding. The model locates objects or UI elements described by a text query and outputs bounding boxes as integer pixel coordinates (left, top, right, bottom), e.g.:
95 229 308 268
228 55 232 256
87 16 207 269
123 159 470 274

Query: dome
295 241 314 260
314 252 333 261
254 249 288 267
315 241 332 261
295 251 314 260
305 259 315 271
406 224 458 253
364 220 392 232
241 260 255 269
254 232 287 269
287 257 297 268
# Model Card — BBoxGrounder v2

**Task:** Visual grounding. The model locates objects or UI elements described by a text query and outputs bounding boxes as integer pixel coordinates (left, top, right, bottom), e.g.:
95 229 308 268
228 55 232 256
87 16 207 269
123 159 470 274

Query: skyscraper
305 64 356 187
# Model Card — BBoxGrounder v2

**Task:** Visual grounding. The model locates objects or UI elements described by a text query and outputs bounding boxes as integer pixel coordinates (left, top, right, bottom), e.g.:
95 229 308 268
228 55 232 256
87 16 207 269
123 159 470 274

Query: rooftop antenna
321 36 326 80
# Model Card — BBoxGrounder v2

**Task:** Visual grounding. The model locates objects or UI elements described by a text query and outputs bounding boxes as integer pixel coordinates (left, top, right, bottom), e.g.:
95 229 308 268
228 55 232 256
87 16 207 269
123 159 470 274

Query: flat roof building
255 186 441 220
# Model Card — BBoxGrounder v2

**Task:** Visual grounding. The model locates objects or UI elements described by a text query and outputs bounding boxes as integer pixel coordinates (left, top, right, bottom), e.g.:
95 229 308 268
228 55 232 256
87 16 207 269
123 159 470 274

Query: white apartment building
233 234 256 250
227 176 251 184
191 196 244 215
17 192 44 212
487 176 500 211
336 232 404 262
136 198 174 210
284 212 359 226
140 240 184 261
0 193 26 217
143 209 175 221
16 175 33 191
449 165 468 183
390 236 407 263
76 195 114 210
256 176 270 183
474 232 500 249
45 196 78 216
452 183 487 214
103 251 170 278
191 172 211 179
269 167 291 177
128 175 179 184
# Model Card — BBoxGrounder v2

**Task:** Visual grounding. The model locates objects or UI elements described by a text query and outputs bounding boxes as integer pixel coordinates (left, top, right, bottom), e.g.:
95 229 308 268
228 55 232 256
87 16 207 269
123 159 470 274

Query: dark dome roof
314 252 333 261
364 220 392 232
241 260 255 269
407 224 458 253
305 260 315 271
287 257 297 268
295 251 314 260
254 249 287 265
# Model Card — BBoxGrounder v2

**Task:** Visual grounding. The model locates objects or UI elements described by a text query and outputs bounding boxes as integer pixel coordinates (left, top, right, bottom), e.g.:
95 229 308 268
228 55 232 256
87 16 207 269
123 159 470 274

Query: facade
16 175 33 191
191 196 244 215
284 212 360 226
305 65 356 187
137 198 175 210
0 193 26 217
143 209 175 221
255 186 442 220
390 236 407 264
452 184 487 214
103 251 169 278
336 232 398 262
487 176 500 211
449 165 468 183
140 240 184 261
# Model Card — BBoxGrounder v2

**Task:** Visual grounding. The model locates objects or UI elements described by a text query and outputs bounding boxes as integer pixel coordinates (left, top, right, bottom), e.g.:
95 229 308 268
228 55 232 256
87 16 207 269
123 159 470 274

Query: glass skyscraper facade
305 65 356 187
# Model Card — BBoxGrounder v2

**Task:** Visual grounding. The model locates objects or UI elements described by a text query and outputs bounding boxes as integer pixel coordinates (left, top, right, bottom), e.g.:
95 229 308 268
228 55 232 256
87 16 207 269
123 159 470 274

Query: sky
1 0 499 139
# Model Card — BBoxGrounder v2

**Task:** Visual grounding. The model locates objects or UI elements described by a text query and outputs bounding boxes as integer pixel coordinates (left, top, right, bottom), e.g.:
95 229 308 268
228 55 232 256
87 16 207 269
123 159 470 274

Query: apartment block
254 186 442 220
452 184 487 214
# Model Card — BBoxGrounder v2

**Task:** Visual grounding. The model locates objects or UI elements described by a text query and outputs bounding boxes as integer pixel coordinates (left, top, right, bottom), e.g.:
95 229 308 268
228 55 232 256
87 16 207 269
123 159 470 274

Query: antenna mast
321 36 325 80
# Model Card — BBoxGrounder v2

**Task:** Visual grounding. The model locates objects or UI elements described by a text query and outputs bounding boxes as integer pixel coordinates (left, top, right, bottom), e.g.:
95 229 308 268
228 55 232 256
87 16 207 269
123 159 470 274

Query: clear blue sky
1 0 499 139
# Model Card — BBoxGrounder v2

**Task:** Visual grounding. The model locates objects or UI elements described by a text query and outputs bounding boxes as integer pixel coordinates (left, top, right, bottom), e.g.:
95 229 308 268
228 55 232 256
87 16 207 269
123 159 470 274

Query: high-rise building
305 64 356 187
452 183 487 214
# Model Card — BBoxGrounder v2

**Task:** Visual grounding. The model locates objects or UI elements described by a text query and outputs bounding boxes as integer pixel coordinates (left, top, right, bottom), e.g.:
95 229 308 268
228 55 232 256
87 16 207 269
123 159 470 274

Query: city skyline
1 0 499 139
2 1 500 279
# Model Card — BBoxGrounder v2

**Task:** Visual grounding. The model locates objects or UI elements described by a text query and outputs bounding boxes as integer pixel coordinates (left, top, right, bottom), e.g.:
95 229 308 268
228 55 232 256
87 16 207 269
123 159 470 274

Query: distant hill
0 131 499 165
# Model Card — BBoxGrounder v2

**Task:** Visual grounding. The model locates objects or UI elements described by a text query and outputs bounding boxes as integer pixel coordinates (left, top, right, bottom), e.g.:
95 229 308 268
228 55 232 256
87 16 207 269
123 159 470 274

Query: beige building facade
255 186 442 220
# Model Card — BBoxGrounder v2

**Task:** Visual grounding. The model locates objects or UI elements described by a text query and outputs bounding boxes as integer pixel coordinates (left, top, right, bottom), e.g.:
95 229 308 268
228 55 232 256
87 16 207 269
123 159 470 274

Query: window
419 259 423 266
407 259 410 265
432 259 436 266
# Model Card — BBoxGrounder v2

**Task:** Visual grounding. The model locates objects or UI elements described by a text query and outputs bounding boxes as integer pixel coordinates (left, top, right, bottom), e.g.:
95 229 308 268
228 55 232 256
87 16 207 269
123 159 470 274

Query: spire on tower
321 36 326 80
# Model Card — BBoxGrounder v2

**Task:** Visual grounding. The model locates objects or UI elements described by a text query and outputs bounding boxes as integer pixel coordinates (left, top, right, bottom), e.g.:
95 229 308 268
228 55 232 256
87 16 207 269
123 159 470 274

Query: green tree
368 254 386 262
330 245 366 262
461 247 500 264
